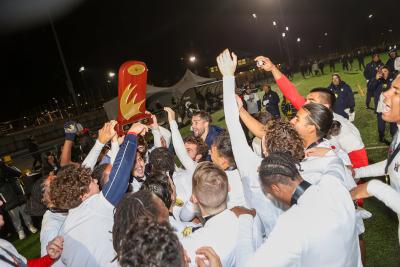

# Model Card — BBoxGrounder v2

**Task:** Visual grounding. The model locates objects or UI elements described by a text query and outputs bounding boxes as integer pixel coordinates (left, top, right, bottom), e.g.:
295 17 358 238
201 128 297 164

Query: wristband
65 133 76 141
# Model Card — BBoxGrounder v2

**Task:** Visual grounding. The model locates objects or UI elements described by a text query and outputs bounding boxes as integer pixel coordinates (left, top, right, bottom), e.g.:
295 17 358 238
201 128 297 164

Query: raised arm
82 121 117 170
149 112 172 148
164 107 197 172
255 56 306 110
217 49 261 179
60 121 80 167
102 123 148 206
236 96 265 139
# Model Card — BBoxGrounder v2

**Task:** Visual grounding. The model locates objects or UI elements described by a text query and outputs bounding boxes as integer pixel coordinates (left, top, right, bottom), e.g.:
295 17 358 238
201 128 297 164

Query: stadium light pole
272 20 284 61
79 66 97 107
48 12 80 114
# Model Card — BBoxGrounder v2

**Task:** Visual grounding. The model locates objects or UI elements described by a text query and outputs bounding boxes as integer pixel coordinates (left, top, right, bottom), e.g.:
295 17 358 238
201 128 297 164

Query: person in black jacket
261 84 280 118
0 159 37 239
327 73 355 119
357 50 365 71
364 53 384 109
367 65 397 144
386 48 398 75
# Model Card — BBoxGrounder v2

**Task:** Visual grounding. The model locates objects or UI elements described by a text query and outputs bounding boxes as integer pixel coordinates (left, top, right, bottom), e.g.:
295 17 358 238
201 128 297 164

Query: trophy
116 61 152 134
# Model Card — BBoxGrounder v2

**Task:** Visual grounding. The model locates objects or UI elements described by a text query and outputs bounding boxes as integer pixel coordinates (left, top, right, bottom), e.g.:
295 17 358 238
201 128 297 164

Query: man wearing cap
386 48 398 75
364 53 384 109
327 73 355 120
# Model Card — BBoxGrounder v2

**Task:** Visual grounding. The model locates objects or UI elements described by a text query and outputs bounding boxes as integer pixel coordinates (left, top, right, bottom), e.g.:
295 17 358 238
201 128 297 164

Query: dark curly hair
49 164 93 209
263 119 305 161
113 191 160 259
119 221 184 267
140 171 173 210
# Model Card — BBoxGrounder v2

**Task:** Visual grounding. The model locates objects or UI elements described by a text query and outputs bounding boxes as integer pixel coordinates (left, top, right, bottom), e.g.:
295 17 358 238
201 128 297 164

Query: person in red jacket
0 200 63 267
252 56 368 168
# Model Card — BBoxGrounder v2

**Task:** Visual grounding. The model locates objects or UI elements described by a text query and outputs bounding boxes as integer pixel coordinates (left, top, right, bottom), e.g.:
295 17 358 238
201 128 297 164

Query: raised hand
196 247 222 267
129 122 148 136
164 107 176 122
98 120 118 144
145 111 158 128
216 49 237 77
254 56 276 72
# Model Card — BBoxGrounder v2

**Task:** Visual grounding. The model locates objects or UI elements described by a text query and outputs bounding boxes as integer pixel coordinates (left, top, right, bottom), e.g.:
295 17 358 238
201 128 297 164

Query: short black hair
212 131 236 168
259 152 301 188
192 110 212 123
140 171 173 209
302 103 337 138
148 147 175 177
119 221 184 267
309 87 336 107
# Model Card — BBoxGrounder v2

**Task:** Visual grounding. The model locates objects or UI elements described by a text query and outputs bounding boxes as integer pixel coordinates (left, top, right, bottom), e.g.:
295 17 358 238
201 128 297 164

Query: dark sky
0 0 397 121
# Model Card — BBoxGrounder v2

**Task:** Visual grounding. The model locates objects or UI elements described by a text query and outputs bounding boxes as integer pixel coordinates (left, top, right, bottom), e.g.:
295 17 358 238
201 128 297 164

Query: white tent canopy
103 69 215 119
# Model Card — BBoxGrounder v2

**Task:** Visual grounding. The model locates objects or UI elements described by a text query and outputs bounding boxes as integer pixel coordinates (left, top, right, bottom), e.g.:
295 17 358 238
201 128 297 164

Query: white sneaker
18 230 26 240
28 225 38 234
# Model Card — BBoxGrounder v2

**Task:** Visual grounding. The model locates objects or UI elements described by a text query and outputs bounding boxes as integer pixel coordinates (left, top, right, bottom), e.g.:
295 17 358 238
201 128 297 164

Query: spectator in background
312 61 320 76
318 59 325 75
0 159 38 239
357 50 365 71
341 55 349 71
348 53 354 71
41 152 60 177
368 66 397 144
281 96 297 120
327 73 355 120
261 84 280 118
329 57 336 72
243 88 260 117
27 135 41 171
386 48 398 75
364 52 384 109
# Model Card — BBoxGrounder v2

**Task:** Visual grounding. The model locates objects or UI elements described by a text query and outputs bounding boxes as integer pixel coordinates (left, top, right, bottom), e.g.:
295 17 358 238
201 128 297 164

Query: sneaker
28 224 38 234
18 230 26 240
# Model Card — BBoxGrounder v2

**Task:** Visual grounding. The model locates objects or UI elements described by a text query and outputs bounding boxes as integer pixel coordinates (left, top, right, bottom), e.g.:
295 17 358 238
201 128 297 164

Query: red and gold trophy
116 61 152 134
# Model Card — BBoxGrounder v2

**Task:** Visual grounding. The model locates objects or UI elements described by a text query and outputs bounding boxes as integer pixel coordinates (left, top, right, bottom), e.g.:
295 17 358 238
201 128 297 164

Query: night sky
0 0 397 121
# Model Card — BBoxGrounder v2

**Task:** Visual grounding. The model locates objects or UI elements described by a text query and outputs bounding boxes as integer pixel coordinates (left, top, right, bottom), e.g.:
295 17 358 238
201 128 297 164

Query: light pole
272 21 284 60
79 66 97 108
106 71 116 100
189 56 198 74
52 97 63 119
48 12 80 114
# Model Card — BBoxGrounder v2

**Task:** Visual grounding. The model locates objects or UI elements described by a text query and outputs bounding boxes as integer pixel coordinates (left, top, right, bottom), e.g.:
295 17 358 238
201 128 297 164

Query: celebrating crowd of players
1 48 400 267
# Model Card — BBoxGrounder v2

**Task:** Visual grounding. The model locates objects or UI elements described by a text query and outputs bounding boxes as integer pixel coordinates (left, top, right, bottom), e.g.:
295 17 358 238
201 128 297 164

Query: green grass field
13 54 400 266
